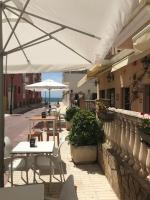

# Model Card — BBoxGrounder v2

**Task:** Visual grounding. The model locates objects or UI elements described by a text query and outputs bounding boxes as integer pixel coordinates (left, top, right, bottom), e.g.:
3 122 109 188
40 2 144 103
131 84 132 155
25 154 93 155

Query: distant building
62 71 97 106
4 73 41 112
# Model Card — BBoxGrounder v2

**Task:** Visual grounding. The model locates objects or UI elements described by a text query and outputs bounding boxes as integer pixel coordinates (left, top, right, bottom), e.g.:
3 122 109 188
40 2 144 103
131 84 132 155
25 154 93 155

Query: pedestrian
70 90 74 107
74 93 79 106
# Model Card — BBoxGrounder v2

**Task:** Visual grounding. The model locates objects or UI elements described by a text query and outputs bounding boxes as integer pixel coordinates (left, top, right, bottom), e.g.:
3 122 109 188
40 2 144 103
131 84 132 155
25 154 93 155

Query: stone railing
103 108 150 181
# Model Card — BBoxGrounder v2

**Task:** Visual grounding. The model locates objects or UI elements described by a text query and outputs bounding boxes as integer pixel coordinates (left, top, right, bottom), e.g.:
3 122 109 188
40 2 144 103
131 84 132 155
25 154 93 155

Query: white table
11 141 54 186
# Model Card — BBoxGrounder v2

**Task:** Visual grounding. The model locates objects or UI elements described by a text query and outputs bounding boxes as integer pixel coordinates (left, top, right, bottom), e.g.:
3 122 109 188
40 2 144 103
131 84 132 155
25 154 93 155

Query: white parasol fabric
25 79 68 103
0 0 140 186
2 0 139 73
25 79 68 90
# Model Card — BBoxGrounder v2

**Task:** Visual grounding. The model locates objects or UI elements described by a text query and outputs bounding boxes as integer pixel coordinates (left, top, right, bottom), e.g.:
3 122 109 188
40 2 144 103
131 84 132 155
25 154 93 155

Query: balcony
83 99 150 199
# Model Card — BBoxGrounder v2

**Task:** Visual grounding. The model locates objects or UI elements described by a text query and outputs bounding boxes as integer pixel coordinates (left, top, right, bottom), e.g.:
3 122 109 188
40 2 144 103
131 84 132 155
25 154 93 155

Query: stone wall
98 144 150 200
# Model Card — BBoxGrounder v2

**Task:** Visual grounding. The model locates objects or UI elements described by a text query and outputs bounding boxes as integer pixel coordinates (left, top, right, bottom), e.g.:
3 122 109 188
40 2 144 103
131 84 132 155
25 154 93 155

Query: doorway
143 85 150 113
122 87 130 110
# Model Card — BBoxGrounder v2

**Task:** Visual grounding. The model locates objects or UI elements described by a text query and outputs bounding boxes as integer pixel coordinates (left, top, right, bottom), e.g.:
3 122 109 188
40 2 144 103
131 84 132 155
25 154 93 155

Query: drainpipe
0 1 4 187
9 74 14 114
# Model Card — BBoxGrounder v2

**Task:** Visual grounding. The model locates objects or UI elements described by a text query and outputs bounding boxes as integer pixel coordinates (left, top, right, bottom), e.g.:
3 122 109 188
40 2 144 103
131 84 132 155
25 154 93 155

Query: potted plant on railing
139 117 150 146
67 109 105 164
96 100 115 122
65 106 80 130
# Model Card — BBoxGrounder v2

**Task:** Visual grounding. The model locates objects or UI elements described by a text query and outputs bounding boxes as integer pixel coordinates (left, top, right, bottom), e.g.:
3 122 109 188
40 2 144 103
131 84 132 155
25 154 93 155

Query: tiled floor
5 128 118 200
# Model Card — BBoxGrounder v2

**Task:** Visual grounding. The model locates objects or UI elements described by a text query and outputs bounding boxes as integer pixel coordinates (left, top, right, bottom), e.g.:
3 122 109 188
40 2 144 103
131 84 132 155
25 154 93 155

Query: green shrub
67 109 104 146
139 118 150 135
65 106 80 122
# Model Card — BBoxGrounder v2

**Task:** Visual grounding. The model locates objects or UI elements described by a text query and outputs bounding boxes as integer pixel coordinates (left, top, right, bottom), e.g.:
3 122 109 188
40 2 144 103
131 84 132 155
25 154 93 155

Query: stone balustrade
103 108 150 181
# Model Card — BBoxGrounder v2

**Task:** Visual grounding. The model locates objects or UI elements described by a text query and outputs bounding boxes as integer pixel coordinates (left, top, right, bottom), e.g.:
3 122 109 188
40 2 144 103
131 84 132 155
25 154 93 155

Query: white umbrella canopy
25 79 68 104
25 79 68 90
0 0 139 186
2 0 139 73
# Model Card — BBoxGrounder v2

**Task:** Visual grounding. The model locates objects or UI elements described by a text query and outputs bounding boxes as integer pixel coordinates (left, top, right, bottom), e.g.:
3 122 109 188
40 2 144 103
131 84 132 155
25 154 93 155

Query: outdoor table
10 141 54 186
29 115 57 143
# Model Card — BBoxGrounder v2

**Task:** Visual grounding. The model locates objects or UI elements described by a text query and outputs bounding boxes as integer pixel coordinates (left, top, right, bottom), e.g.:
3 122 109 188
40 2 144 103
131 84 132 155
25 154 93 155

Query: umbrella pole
49 89 51 105
0 2 4 187
45 91 46 105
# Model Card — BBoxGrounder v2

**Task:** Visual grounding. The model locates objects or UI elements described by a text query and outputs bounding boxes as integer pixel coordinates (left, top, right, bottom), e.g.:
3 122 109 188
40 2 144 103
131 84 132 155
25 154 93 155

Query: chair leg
26 170 29 184
47 134 49 141
41 133 43 141
27 134 30 141
59 165 63 182
57 133 59 146
60 162 65 182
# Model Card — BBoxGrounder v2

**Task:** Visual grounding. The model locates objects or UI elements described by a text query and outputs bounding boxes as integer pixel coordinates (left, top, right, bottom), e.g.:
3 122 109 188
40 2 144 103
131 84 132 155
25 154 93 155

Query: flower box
138 118 150 146
139 131 150 146
99 111 115 122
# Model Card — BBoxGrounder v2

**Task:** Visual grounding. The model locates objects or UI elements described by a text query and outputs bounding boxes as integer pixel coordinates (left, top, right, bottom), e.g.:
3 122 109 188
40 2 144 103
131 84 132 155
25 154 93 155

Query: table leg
33 155 36 183
53 120 56 146
49 154 52 183
11 154 13 186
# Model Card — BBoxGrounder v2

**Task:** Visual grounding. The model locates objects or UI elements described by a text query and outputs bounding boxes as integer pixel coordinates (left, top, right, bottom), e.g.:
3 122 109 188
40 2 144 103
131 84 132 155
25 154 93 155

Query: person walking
70 90 74 107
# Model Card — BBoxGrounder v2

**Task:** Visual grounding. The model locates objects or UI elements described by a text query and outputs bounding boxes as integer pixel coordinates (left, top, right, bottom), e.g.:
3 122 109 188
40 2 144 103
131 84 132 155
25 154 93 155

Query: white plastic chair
34 136 66 182
0 184 44 200
45 175 78 200
4 136 33 185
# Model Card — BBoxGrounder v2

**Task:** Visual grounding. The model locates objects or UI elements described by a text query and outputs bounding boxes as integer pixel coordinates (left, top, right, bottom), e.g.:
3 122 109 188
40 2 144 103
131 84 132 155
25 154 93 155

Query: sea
42 97 62 104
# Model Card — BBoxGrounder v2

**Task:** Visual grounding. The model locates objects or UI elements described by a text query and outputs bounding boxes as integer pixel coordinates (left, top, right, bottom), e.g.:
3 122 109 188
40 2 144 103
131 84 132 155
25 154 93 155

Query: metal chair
34 136 66 183
0 184 44 200
46 111 60 145
45 175 78 200
4 136 33 185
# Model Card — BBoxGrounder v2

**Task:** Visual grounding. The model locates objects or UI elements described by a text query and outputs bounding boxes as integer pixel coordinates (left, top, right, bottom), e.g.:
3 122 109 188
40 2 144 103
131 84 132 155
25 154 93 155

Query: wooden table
29 115 57 143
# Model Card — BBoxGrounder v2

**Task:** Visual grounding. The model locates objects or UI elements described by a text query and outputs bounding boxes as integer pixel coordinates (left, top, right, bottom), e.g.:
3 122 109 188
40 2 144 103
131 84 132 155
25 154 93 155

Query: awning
78 63 110 87
133 25 150 52
77 75 89 88
114 1 150 47
111 49 150 72
87 63 110 77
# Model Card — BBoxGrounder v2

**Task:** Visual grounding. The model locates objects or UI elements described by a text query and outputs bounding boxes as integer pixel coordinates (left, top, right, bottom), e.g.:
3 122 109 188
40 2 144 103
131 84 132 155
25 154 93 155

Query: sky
41 72 63 98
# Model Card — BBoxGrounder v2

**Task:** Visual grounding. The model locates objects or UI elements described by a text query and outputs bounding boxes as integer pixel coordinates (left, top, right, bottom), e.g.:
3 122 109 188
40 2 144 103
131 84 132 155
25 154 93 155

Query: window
107 88 115 107
122 87 130 110
143 85 150 113
18 86 21 94
99 90 105 99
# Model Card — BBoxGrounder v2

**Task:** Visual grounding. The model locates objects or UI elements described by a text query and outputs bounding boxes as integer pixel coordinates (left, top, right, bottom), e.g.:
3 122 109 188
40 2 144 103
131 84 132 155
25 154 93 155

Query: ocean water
42 97 62 104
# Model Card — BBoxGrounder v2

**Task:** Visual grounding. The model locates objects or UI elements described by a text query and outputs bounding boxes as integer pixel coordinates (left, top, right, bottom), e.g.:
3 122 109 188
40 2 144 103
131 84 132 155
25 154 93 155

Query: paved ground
4 105 118 200
5 106 45 147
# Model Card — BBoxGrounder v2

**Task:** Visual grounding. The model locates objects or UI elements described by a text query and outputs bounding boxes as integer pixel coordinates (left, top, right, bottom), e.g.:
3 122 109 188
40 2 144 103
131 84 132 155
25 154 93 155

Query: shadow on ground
75 163 104 175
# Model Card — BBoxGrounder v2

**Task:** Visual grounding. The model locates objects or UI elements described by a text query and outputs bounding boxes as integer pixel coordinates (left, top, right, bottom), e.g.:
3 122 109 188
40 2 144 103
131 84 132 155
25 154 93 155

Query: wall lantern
141 56 150 71
107 72 114 82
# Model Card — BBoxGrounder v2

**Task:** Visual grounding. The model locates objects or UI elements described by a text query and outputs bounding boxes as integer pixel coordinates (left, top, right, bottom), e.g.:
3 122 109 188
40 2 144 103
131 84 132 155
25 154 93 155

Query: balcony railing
103 108 150 181
84 100 96 112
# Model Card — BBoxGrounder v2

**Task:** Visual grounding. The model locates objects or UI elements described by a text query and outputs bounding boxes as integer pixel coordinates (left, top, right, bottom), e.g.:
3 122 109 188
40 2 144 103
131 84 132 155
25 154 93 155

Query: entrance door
107 88 115 107
144 85 150 113
122 87 130 110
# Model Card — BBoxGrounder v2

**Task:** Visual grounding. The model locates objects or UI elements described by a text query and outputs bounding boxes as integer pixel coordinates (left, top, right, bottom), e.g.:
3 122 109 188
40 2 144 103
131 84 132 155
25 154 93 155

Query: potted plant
67 109 104 164
96 100 115 122
139 117 150 146
65 106 80 130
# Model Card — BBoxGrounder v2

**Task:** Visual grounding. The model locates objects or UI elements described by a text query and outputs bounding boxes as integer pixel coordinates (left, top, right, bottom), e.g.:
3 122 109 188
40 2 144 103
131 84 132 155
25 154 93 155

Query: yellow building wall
97 60 150 112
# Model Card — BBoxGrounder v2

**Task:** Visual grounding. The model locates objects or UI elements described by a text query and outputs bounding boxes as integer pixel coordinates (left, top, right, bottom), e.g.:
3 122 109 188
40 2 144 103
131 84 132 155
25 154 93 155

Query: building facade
4 73 41 112
63 71 97 106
